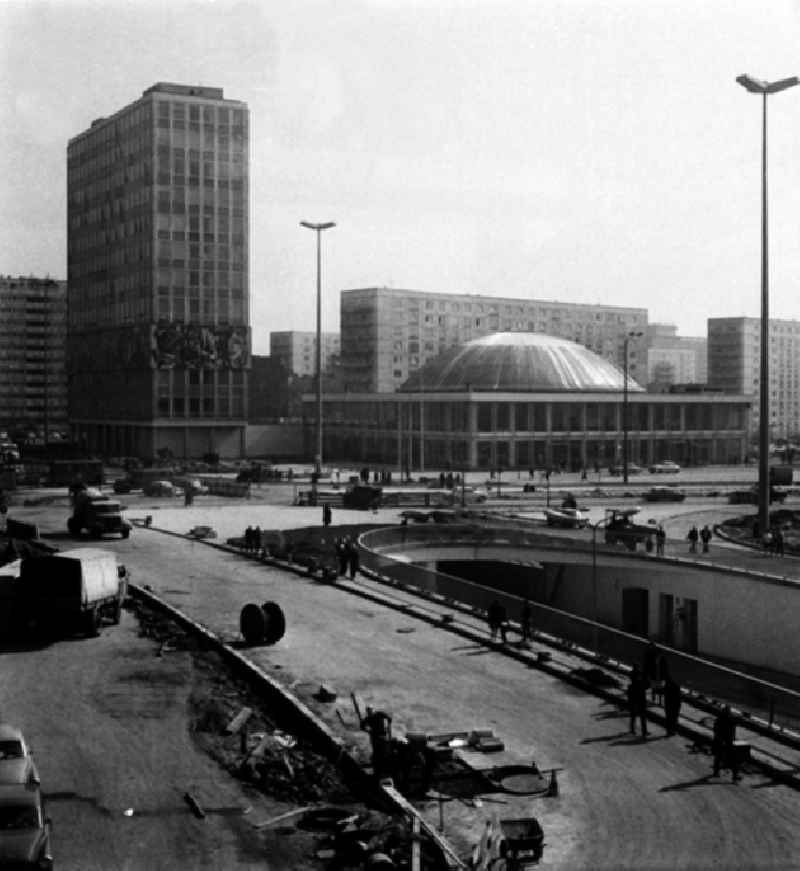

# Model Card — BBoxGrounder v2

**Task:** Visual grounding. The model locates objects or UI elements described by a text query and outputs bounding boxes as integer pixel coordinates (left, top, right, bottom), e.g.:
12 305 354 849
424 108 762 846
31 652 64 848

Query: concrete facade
306 389 750 471
341 287 648 393
0 276 68 437
646 323 707 386
708 316 800 440
269 330 340 378
67 83 250 459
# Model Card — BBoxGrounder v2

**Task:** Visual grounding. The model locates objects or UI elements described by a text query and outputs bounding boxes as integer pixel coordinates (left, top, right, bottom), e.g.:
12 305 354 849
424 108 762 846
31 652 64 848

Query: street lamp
622 331 643 484
300 220 336 486
736 74 799 537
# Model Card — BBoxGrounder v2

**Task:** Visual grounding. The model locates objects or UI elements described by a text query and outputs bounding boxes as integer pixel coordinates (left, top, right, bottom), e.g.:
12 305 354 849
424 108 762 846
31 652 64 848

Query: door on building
658 593 675 645
621 587 649 637
675 597 698 653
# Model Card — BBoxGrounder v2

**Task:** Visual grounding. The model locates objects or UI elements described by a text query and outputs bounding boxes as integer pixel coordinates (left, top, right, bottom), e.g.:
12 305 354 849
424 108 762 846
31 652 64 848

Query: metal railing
358 525 800 734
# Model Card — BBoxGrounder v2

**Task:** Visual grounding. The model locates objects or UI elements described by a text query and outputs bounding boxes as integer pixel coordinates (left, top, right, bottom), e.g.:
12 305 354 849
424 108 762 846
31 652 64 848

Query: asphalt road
0 591 321 870
102 522 800 870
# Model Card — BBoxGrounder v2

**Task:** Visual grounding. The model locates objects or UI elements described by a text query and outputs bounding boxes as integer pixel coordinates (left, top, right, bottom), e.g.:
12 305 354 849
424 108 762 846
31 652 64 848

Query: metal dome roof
400 332 643 393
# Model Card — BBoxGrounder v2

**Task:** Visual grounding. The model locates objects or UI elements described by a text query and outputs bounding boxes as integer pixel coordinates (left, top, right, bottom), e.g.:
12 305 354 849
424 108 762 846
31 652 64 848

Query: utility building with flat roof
67 82 250 459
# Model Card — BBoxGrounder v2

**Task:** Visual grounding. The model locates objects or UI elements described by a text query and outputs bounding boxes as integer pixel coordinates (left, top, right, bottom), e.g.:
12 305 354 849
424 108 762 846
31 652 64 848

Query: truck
604 507 656 551
68 489 132 539
18 548 128 637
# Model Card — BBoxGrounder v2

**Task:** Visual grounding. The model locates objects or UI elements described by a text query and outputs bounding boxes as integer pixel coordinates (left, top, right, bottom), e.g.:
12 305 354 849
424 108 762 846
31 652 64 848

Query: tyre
84 607 100 637
240 603 267 645
67 517 79 536
261 601 286 645
121 527 130 539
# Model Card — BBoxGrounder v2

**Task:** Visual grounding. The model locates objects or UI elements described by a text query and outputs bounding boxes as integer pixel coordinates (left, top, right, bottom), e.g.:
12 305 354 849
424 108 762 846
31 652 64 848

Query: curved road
103 524 800 870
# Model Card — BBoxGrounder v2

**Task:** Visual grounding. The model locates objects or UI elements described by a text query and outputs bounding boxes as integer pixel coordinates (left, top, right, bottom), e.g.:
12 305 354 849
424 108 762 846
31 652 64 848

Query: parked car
608 463 643 476
112 478 133 494
143 480 175 497
643 486 686 503
187 525 217 539
0 784 52 869
0 725 39 786
649 461 681 474
544 506 588 528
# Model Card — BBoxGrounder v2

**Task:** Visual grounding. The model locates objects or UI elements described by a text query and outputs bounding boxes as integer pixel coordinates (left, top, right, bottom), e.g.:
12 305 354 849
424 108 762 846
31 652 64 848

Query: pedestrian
520 598 533 644
712 705 741 781
322 502 332 527
662 669 682 736
244 525 254 551
752 519 760 541
700 524 712 553
687 525 699 553
347 539 360 579
627 666 649 737
642 641 659 700
656 524 666 556
775 527 785 557
336 537 349 576
253 525 262 555
487 599 507 643
762 529 774 554
360 705 394 780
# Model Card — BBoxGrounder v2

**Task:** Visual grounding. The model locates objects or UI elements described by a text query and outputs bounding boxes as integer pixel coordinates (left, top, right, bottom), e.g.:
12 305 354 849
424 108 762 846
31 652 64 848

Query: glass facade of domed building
303 333 751 471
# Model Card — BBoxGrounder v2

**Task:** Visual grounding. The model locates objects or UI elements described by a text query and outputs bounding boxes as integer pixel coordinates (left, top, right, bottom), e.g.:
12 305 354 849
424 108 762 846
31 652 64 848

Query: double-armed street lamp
735 74 799 537
622 330 643 484
300 221 336 486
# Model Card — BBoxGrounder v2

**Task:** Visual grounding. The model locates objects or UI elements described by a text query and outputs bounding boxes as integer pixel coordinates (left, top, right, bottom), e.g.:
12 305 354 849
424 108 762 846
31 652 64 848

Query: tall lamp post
300 221 336 486
622 330 643 484
736 74 799 537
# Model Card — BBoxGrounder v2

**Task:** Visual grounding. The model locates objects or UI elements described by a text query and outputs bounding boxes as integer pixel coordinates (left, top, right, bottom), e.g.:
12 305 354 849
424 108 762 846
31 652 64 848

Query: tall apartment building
67 83 250 459
340 287 648 393
708 317 800 439
646 323 707 387
0 276 68 437
270 330 341 378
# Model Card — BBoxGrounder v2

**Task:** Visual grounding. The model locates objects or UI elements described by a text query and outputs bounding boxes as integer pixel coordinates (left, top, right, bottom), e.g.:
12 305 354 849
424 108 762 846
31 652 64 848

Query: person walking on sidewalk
627 666 649 738
687 525 699 553
655 524 666 556
700 524 712 553
712 705 741 782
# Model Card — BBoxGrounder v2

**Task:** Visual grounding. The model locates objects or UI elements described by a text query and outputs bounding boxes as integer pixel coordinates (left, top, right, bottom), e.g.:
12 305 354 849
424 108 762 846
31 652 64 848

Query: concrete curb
127 581 468 869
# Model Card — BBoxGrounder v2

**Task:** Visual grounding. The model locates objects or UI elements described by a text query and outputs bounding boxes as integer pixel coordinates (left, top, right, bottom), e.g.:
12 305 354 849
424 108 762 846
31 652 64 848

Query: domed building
305 332 750 472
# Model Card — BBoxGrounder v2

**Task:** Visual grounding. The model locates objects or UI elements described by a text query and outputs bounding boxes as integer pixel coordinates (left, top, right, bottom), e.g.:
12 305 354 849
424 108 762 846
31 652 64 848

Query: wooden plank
225 706 253 735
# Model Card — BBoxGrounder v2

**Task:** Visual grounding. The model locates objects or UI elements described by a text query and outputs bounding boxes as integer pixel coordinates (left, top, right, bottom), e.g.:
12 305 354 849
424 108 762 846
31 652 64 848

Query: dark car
0 784 52 869
608 463 643 476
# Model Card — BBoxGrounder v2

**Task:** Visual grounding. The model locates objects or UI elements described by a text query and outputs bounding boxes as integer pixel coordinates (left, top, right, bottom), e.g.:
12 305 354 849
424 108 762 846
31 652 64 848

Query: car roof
0 725 24 743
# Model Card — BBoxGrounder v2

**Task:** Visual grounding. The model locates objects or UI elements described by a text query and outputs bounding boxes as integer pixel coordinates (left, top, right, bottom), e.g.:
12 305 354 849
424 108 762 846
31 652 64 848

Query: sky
1 0 800 355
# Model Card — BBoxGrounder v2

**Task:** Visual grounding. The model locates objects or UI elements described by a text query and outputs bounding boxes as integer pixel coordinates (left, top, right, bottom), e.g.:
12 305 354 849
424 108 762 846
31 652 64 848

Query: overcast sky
2 0 799 354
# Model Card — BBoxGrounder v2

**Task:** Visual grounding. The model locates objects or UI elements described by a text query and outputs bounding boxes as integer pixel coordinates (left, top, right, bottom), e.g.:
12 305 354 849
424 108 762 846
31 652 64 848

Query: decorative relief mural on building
151 321 250 370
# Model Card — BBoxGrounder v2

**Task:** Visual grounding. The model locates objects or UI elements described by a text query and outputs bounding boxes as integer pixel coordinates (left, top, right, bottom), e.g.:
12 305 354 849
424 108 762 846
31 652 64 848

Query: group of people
754 521 786 556
242 525 263 553
687 524 713 553
629 641 742 781
485 598 534 645
334 536 360 579
628 642 682 738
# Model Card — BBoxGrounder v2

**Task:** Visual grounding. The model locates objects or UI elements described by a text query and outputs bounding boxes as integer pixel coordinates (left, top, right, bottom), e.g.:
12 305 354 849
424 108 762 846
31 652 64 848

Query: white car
0 725 39 786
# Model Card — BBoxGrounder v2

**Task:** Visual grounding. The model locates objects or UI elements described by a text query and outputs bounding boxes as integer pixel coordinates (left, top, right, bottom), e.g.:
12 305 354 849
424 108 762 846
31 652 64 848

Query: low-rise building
306 333 750 470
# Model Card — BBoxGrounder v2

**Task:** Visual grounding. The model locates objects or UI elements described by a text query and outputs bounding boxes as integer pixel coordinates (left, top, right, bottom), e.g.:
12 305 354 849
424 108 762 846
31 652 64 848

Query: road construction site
2 487 800 868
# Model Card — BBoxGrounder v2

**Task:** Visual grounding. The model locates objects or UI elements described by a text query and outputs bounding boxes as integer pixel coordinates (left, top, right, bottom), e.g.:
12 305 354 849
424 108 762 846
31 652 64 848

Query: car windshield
0 805 38 830
0 741 24 760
